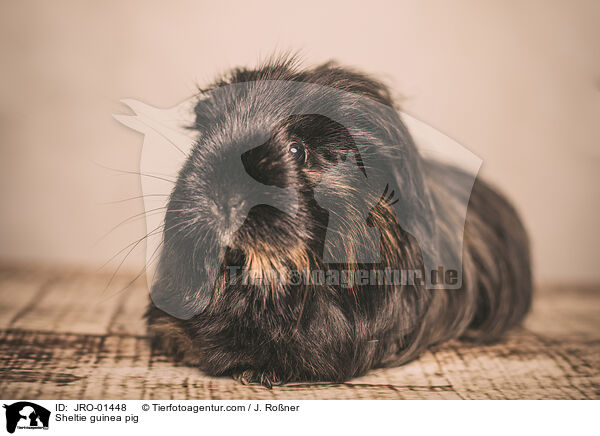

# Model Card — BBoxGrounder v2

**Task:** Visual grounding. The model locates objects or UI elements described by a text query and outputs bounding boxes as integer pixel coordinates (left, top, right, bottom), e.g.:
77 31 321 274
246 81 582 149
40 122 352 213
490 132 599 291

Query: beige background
0 0 598 284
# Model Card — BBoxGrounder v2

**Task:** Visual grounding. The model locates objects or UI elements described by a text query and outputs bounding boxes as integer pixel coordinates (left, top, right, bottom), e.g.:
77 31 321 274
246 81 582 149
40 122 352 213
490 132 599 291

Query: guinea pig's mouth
222 247 246 268
221 204 312 274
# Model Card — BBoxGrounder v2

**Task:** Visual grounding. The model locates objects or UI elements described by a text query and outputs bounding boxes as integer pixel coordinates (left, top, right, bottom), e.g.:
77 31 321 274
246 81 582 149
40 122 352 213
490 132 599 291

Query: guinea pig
145 56 532 387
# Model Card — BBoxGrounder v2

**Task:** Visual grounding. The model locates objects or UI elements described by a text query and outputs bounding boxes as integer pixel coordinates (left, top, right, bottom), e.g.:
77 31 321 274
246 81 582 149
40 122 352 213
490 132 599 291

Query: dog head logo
3 402 50 434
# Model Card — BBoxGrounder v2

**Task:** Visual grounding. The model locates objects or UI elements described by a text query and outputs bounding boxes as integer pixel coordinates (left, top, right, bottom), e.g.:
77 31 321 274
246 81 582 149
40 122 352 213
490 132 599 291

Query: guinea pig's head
151 58 436 319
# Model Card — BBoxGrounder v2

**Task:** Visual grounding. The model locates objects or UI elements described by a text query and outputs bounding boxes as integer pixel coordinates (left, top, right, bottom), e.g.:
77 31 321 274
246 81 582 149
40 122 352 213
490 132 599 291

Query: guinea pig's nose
210 193 247 229
225 195 246 222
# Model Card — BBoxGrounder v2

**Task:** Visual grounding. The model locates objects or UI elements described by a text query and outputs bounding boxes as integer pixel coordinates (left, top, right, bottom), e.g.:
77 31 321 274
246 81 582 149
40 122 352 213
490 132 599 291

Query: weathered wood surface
0 265 598 399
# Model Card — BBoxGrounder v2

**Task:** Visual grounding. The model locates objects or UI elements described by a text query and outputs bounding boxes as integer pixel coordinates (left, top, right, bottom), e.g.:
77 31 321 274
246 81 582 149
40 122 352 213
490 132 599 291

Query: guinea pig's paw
233 369 284 389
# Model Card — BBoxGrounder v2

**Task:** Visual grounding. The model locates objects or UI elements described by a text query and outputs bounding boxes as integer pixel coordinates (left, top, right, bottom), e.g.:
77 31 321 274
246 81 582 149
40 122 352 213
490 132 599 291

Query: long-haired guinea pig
146 56 532 387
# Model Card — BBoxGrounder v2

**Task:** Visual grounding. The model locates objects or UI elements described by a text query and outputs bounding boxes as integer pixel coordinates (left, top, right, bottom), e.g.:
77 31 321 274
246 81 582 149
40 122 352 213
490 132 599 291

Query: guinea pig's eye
288 142 307 164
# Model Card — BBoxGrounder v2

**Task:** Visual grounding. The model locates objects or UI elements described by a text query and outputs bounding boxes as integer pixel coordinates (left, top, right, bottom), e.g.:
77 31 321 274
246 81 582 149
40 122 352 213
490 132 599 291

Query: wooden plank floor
0 265 598 399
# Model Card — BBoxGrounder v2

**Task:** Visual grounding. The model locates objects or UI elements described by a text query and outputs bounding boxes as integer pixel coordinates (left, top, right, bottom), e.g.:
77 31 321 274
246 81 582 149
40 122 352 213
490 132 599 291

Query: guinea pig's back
423 158 533 342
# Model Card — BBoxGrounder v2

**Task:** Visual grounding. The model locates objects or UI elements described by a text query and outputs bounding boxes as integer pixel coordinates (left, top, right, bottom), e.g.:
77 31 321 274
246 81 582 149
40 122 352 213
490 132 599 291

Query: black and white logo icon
3 402 50 434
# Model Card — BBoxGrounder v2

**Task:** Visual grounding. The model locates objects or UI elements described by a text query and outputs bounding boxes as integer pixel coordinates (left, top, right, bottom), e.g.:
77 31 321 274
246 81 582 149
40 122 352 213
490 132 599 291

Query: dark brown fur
146 57 532 387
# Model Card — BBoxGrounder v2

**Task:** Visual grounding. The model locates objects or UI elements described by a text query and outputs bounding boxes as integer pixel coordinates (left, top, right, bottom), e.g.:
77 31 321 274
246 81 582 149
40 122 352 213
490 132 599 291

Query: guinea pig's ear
191 92 213 132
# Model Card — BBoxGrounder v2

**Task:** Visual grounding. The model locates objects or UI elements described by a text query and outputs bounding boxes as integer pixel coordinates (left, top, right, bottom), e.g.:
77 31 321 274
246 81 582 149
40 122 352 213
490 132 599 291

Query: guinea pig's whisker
95 206 168 246
97 193 170 205
128 172 177 184
102 217 193 295
94 161 177 184
168 213 205 241
100 239 166 301
99 222 166 281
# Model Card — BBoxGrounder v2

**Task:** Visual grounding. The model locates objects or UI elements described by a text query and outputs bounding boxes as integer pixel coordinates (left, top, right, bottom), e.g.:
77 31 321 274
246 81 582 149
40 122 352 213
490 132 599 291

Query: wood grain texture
0 266 598 399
